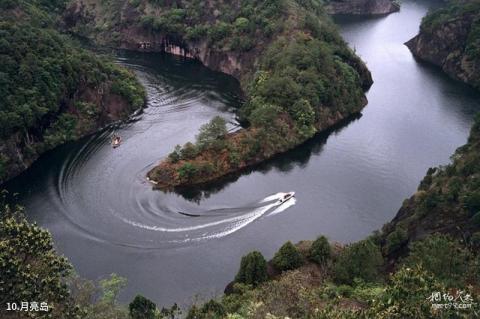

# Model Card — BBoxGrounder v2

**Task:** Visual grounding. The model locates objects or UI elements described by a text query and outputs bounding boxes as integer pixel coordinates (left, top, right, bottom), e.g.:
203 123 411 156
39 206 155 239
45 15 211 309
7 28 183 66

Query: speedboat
112 136 122 148
278 192 295 204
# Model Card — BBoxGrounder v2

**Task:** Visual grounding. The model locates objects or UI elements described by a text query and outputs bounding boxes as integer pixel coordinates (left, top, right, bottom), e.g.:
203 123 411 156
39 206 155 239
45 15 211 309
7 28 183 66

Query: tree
272 241 304 271
309 235 331 265
129 295 156 319
100 273 127 305
186 299 225 319
196 116 228 150
384 227 408 254
0 201 79 318
168 145 182 163
235 251 268 286
333 239 383 284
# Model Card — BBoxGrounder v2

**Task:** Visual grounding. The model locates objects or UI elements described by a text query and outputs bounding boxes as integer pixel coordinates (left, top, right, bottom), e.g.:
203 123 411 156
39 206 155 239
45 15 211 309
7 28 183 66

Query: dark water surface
4 0 480 307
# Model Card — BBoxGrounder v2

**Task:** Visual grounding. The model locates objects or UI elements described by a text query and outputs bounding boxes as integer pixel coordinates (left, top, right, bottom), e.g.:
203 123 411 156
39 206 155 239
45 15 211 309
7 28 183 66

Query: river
4 0 480 307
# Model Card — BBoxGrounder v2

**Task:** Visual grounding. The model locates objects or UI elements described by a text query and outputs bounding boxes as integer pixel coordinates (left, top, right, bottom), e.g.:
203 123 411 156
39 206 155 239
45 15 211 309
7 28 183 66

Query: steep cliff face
380 114 480 261
325 0 400 15
64 0 260 84
406 0 480 90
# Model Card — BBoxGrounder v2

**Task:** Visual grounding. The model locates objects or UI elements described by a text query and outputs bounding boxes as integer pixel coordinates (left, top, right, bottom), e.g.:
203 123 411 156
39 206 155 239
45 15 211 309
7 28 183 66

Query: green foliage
333 239 383 285
0 21 143 139
385 227 408 254
180 142 199 160
309 235 331 265
370 266 440 318
186 299 225 319
0 1 145 183
100 273 127 305
404 234 472 286
177 162 198 180
235 251 268 286
272 241 304 271
43 114 78 148
196 116 228 150
248 101 283 128
129 295 156 319
168 145 182 163
0 201 79 318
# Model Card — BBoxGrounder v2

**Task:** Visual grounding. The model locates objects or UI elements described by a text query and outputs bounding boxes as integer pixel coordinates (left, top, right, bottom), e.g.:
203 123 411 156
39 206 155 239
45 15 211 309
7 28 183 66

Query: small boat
112 135 122 148
278 192 295 204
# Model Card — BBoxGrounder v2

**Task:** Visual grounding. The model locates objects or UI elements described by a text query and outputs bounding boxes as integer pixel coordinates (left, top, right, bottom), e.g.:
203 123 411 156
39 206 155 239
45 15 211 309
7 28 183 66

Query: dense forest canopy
0 0 145 183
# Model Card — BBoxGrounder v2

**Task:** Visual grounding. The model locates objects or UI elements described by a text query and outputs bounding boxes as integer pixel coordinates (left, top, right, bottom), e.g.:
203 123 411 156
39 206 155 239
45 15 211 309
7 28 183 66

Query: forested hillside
0 0 145 184
63 0 372 188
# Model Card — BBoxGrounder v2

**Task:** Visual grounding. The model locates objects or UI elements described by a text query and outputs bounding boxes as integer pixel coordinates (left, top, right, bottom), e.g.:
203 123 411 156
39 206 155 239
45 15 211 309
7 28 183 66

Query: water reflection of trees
165 113 362 202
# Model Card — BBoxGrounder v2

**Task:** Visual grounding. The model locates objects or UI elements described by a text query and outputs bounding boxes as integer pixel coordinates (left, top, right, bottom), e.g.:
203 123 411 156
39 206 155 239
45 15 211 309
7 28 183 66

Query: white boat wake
119 192 296 244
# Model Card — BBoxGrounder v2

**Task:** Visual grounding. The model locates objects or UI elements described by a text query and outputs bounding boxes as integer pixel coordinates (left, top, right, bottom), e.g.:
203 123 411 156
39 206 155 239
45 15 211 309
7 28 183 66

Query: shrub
272 241 304 271
168 145 182 163
235 251 268 286
368 266 446 318
180 142 198 159
196 116 228 150
177 163 198 180
186 300 225 319
385 227 408 254
404 234 471 286
129 295 156 319
309 235 331 265
333 239 383 285
234 17 250 33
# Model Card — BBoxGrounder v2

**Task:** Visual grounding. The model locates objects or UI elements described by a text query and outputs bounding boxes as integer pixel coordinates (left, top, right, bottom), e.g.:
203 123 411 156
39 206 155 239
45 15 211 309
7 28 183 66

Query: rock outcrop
325 0 400 15
406 1 480 90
